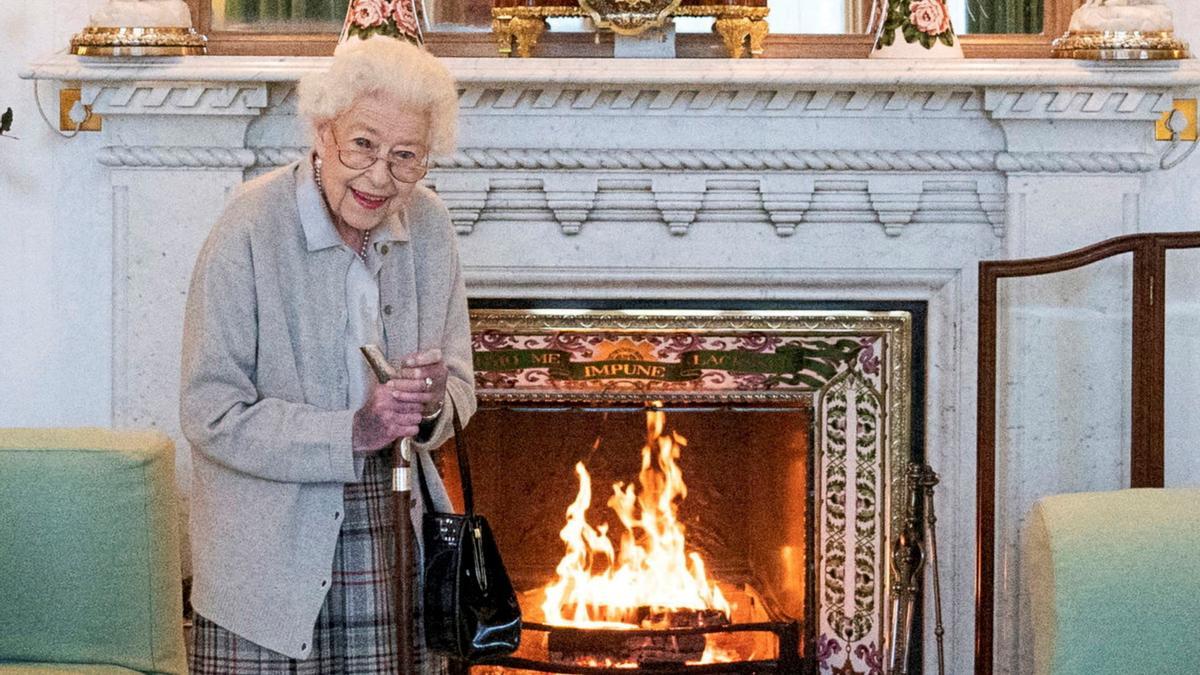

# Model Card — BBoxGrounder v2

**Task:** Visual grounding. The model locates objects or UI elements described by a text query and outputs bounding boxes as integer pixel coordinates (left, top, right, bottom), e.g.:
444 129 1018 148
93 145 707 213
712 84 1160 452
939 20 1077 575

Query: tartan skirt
189 451 448 674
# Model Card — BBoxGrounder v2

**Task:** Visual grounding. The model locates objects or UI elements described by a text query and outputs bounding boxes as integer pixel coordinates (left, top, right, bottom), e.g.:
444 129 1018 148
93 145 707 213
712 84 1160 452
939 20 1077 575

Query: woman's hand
351 378 435 455
395 348 448 418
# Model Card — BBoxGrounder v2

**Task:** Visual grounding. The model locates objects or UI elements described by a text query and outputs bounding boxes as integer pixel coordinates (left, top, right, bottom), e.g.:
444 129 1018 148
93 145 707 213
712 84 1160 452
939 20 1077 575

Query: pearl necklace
314 154 372 261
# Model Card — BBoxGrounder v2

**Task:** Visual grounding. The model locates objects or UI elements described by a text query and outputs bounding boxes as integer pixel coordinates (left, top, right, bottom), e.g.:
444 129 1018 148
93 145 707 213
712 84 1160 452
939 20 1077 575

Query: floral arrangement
342 0 422 45
874 0 956 51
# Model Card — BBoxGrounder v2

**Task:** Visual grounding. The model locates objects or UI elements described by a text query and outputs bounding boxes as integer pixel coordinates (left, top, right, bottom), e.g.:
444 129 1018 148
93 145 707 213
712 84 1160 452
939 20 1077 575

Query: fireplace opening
446 404 813 673
453 308 920 674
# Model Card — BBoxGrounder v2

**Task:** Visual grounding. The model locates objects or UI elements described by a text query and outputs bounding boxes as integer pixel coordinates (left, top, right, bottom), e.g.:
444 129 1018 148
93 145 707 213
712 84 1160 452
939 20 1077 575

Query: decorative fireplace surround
22 55 1200 673
466 308 913 672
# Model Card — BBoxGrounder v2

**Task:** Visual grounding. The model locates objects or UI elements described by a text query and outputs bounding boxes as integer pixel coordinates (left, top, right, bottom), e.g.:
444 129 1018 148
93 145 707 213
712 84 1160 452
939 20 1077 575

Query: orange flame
541 407 731 628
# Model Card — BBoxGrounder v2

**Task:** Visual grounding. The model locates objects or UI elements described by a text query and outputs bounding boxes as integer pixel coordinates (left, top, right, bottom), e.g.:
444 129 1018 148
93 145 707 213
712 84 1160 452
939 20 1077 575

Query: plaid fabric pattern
190 451 448 674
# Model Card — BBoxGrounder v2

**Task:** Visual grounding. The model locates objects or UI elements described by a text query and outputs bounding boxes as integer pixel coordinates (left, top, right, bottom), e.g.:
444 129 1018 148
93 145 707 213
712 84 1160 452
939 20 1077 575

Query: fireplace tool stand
888 463 945 675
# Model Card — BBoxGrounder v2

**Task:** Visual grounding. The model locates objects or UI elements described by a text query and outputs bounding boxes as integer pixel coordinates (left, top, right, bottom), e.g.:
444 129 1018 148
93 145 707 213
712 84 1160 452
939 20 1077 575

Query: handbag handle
416 396 475 515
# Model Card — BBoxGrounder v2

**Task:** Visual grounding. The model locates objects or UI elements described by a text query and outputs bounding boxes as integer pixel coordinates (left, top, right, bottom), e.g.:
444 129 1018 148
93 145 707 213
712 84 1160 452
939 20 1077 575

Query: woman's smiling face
314 92 430 237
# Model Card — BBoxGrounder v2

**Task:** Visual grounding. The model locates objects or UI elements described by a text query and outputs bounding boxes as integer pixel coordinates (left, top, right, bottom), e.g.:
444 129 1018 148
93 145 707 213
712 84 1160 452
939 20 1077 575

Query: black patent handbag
416 404 522 662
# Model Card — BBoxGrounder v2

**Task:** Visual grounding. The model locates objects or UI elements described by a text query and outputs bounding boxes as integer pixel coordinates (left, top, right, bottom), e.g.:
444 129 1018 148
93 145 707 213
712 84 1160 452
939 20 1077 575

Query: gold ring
424 376 433 391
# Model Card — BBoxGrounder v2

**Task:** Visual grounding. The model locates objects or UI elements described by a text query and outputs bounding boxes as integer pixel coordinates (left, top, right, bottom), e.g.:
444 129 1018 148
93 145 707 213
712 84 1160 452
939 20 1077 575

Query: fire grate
477 620 804 674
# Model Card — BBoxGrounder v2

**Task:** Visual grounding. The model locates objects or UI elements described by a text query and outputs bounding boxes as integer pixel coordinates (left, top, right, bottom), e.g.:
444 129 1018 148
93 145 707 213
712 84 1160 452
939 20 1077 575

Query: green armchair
1025 488 1200 675
0 428 187 675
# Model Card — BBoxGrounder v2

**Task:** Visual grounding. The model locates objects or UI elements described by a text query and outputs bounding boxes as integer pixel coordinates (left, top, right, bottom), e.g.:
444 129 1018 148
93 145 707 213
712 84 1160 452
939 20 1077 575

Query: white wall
0 0 111 426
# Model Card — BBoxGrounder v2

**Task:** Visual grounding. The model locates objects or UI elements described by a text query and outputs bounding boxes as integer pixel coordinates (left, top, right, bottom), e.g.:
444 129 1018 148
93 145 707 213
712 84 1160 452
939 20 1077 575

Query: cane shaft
393 437 415 675
362 345 416 675
393 485 414 674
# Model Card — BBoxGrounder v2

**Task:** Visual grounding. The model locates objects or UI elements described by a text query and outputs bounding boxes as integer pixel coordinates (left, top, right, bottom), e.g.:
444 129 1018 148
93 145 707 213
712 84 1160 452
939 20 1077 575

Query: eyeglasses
329 128 429 183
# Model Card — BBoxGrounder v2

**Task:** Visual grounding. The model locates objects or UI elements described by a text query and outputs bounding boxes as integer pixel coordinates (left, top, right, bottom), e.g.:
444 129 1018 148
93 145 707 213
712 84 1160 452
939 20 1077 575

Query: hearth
436 309 918 674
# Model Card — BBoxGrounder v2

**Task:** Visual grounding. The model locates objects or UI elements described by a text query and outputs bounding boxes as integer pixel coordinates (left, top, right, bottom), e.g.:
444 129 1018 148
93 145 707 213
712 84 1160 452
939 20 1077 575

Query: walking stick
361 345 415 675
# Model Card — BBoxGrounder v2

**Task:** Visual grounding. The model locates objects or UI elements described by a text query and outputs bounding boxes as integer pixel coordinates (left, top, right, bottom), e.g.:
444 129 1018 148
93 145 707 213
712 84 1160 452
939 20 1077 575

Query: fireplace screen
445 310 915 674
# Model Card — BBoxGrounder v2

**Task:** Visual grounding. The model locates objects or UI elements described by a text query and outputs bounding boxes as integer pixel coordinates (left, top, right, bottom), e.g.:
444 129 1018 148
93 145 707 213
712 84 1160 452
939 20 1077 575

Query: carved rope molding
243 146 1159 174
445 148 999 172
994 151 1159 173
98 146 257 168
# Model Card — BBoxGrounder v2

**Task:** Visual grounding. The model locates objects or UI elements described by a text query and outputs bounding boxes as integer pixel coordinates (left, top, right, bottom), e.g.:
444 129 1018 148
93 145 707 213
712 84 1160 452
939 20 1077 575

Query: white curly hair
298 37 458 156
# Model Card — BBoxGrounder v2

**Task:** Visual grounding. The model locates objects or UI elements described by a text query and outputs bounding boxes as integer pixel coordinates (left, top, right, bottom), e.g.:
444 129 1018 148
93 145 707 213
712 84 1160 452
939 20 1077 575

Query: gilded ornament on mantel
490 1 769 58
1051 0 1189 60
69 0 207 56
579 0 682 36
1051 30 1189 60
70 26 207 56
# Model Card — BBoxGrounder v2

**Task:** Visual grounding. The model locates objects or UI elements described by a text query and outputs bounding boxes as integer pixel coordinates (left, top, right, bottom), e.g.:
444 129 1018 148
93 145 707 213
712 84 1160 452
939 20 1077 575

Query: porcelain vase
871 0 963 58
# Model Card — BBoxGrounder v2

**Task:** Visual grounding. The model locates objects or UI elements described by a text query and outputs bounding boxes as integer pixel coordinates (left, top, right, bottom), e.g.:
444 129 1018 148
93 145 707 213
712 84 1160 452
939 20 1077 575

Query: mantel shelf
22 53 1200 88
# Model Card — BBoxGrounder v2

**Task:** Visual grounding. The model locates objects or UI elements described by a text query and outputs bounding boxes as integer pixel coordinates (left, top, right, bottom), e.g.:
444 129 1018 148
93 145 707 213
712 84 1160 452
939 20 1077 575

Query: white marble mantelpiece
22 55 1200 675
24 54 1200 86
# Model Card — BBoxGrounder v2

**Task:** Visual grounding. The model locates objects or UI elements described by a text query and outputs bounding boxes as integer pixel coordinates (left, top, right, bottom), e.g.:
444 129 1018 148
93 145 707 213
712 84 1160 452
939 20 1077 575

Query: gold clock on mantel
578 0 683 36
491 0 770 58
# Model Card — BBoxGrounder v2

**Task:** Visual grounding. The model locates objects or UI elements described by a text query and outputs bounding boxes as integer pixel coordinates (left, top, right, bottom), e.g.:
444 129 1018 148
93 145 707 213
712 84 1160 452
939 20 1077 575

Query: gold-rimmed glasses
329 128 429 183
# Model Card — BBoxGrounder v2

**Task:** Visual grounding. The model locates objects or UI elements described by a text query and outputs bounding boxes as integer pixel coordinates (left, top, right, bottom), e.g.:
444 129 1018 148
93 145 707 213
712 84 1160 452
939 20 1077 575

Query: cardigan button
383 305 393 316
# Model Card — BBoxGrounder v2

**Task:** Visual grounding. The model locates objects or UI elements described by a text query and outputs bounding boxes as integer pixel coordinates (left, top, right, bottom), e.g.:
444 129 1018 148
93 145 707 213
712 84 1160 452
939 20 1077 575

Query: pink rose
391 0 420 36
350 0 389 28
909 0 951 35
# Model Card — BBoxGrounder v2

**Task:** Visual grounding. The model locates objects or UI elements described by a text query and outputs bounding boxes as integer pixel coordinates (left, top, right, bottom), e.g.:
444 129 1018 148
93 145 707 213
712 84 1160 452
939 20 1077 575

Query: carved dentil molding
227 146 1162 239
428 175 1006 239
97 145 1160 239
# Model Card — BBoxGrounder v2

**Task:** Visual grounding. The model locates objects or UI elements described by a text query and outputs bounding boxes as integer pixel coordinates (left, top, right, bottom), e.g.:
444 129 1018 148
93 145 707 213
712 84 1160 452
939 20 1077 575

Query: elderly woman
181 36 473 673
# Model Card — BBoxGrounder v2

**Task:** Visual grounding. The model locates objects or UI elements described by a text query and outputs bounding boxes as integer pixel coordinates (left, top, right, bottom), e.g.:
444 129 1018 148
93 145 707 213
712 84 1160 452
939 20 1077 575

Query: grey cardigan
180 161 475 659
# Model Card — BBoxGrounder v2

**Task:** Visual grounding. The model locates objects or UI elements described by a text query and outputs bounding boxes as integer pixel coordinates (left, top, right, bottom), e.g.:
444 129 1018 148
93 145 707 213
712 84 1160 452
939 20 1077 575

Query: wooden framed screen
975 231 1200 674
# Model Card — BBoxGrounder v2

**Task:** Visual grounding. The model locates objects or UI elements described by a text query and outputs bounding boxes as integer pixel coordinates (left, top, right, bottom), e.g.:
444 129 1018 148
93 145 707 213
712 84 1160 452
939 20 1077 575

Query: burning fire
541 406 731 628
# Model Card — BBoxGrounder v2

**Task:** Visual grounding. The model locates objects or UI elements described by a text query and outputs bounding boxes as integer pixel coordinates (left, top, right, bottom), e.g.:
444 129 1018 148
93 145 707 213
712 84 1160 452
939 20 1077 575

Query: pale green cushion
0 429 186 675
1026 488 1200 675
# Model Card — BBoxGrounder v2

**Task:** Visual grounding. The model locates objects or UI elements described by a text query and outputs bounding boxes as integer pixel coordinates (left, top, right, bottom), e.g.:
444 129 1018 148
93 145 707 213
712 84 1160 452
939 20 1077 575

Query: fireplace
436 308 918 674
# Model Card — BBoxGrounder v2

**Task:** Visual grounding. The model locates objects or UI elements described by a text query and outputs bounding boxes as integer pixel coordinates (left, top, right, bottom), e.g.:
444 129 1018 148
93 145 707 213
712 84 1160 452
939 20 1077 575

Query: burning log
548 608 729 666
